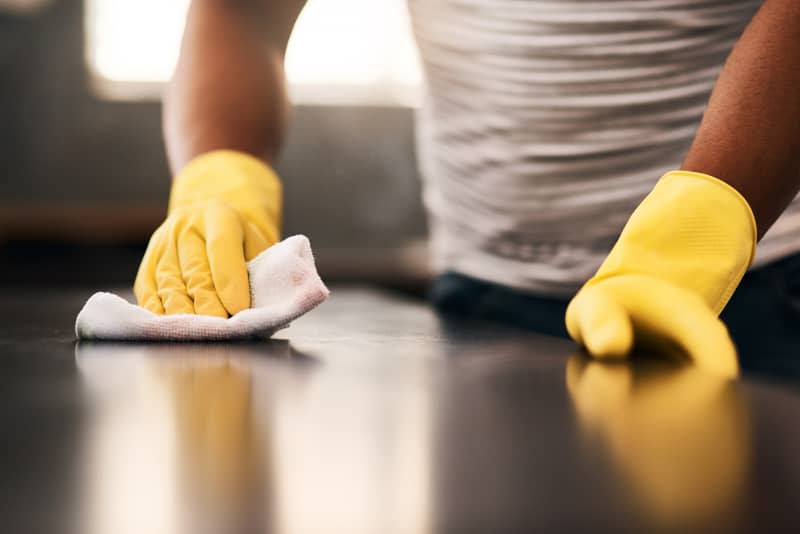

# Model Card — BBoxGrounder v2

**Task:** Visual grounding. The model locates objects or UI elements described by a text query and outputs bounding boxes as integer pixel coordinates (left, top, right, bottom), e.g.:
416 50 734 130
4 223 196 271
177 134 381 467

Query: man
135 0 800 376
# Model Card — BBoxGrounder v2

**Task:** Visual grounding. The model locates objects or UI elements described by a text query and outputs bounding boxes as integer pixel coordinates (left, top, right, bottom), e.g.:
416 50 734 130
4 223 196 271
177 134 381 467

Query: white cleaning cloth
75 235 329 340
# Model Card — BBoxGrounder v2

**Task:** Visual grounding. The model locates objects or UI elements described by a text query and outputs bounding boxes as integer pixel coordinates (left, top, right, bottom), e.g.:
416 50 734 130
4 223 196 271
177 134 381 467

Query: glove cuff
169 150 282 244
589 170 757 315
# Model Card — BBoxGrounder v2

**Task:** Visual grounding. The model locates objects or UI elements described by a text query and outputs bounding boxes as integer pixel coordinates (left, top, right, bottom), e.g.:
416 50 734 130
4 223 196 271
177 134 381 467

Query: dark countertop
2 286 800 533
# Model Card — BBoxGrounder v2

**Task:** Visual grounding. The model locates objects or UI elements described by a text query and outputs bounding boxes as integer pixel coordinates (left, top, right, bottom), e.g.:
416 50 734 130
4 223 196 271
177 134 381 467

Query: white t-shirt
408 0 800 296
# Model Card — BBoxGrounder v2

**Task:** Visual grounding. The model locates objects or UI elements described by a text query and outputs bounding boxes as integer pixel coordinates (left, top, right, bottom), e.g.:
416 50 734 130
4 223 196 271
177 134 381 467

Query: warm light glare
86 0 189 83
85 0 422 106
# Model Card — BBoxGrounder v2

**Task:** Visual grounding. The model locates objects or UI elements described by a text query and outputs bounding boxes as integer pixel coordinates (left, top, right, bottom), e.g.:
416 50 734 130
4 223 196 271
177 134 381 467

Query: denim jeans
430 254 800 382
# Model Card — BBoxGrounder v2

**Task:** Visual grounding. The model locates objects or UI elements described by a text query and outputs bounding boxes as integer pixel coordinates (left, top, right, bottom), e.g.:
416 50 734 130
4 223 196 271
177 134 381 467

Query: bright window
85 0 422 106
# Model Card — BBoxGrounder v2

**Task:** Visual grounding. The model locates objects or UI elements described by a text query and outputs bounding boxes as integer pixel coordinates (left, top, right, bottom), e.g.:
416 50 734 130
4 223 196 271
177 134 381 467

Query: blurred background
0 0 430 290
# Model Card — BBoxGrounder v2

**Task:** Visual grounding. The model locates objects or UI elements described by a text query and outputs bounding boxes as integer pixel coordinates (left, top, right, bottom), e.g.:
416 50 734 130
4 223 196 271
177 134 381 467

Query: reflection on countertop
567 355 750 530
75 339 433 534
1 288 800 533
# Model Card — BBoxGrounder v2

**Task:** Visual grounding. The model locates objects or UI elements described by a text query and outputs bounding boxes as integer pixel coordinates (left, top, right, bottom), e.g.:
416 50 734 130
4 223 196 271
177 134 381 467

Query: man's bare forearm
163 0 305 174
682 0 800 239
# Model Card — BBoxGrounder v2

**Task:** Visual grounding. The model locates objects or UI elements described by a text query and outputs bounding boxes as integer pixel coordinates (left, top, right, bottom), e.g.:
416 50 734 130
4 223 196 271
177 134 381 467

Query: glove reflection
566 353 750 527
155 353 264 528
76 344 276 534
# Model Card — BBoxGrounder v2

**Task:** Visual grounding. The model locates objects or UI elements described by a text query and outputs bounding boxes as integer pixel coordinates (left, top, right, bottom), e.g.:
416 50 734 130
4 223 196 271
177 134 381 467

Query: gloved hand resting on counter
135 150 282 318
565 171 757 378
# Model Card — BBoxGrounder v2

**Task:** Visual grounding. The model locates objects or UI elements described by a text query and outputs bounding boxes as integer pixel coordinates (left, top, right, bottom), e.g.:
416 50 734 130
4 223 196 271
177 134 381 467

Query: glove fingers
566 354 633 427
205 206 251 316
604 276 739 379
243 222 272 262
156 224 195 315
134 226 166 315
177 228 228 318
566 286 634 359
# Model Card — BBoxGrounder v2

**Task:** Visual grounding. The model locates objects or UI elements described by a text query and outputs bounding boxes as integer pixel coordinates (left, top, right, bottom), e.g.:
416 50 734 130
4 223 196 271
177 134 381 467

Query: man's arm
134 0 306 317
163 0 306 172
682 0 800 239
566 0 800 374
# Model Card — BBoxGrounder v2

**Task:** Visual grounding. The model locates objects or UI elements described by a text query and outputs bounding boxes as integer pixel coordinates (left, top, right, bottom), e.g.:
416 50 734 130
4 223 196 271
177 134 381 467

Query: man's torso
408 0 796 295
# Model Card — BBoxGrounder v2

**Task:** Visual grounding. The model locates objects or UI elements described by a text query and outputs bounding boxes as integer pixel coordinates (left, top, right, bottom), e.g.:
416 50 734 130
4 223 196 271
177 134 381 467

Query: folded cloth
75 235 329 341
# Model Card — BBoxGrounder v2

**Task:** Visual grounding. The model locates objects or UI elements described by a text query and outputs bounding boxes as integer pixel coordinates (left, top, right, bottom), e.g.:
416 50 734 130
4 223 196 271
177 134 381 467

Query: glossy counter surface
2 287 799 533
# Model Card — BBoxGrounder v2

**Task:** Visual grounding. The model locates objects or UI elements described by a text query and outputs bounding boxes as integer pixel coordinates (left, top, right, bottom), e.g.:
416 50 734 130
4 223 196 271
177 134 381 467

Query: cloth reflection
566 353 751 528
75 340 432 534
75 341 310 534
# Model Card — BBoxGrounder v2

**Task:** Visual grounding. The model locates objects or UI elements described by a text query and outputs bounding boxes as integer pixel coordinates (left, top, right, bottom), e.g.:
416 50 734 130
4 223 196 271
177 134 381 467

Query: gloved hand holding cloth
75 150 329 341
135 150 282 318
566 171 757 378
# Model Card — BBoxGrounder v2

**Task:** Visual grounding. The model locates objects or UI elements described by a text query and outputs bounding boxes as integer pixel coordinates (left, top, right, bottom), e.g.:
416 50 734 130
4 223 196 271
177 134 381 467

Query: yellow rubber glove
565 171 756 378
135 150 282 317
